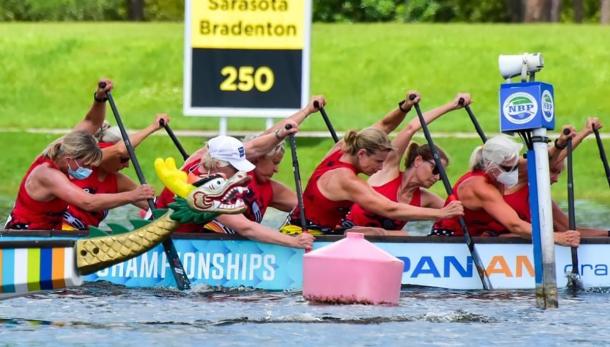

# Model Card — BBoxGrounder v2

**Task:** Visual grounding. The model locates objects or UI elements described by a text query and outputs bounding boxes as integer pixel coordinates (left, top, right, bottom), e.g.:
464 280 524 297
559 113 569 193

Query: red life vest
346 172 421 230
63 169 118 229
433 171 508 237
6 156 68 230
503 184 531 222
243 171 274 223
292 149 357 231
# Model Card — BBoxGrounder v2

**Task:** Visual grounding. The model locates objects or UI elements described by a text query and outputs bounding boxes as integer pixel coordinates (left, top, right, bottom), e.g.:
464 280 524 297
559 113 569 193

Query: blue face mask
68 159 93 180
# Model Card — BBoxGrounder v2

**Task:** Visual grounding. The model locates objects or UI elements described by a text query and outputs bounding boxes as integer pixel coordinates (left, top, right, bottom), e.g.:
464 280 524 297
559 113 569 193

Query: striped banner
0 246 81 295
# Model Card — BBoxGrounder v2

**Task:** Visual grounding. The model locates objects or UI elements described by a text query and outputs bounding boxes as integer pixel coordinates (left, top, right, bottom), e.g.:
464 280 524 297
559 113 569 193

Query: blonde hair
243 132 285 160
342 128 393 156
43 131 102 166
94 122 122 143
201 152 230 170
469 145 485 170
469 134 523 171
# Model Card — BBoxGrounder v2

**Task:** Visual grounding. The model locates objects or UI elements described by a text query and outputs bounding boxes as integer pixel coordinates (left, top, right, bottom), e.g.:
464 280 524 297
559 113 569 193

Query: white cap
207 135 255 172
482 134 523 165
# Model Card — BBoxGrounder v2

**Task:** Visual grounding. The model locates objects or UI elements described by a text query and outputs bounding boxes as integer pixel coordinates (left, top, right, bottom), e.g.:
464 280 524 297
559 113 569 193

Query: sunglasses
119 157 130 164
427 160 440 175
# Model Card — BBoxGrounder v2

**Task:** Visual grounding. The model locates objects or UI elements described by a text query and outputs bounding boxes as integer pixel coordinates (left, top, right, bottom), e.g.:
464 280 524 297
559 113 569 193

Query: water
2 284 610 346
1 201 610 346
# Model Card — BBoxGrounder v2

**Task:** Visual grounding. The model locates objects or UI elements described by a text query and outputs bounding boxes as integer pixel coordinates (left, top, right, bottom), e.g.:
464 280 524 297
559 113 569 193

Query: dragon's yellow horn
154 157 195 198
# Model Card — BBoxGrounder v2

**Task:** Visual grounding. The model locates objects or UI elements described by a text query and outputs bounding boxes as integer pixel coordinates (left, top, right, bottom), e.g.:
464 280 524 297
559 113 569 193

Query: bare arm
73 79 112 135
463 179 579 246
244 121 298 161
101 114 169 164
269 180 297 212
115 173 149 210
330 171 462 221
263 96 326 136
216 214 314 249
420 190 445 209
371 91 420 135
38 167 153 212
553 117 602 163
371 93 471 185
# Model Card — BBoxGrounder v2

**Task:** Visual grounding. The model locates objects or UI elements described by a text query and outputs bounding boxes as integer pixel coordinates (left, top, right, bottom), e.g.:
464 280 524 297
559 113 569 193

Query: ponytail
342 128 392 156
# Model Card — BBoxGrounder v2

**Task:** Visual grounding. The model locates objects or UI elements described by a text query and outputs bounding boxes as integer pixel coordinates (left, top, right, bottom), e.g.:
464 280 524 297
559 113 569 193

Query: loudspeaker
498 53 544 79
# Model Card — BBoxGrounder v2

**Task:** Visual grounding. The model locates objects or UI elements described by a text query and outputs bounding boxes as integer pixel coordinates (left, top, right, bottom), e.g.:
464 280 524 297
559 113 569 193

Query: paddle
410 94 492 290
313 100 339 143
159 119 189 161
99 82 191 291
285 125 308 234
459 98 487 143
566 134 583 290
593 127 610 188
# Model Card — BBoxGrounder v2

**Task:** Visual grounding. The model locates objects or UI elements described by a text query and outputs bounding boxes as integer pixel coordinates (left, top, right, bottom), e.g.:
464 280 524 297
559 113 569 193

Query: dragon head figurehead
154 157 249 223
76 157 251 276
189 172 250 213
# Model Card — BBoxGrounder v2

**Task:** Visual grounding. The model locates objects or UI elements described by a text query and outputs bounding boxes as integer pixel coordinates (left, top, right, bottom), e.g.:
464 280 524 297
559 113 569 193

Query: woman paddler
5 80 154 230
342 93 473 235
431 134 580 247
290 91 464 234
62 114 170 230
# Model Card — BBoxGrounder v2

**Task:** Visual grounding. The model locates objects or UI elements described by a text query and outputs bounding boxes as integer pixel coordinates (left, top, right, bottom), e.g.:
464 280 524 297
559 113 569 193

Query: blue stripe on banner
1 249 15 293
527 149 544 285
39 248 53 290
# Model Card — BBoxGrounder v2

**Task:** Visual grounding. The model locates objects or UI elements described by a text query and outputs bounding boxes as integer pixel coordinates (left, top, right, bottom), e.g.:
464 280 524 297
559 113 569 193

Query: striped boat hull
0 240 82 299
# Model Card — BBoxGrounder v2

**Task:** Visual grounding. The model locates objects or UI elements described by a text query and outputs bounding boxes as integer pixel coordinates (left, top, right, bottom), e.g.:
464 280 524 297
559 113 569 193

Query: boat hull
2 232 610 291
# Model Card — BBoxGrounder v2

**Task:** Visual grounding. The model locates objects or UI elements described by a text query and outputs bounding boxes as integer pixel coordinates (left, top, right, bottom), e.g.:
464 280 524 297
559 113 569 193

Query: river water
1 201 609 346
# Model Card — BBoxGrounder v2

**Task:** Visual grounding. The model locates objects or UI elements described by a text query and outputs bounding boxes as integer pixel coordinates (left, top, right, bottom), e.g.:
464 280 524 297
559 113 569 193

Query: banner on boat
85 240 610 290
183 0 311 117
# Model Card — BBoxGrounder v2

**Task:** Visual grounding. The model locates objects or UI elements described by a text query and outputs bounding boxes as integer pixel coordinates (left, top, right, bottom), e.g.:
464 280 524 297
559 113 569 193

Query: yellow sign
191 0 305 50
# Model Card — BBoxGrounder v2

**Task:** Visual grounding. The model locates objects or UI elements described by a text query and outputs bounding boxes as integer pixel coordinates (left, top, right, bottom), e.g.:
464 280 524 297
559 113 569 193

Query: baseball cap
482 134 523 165
207 135 255 172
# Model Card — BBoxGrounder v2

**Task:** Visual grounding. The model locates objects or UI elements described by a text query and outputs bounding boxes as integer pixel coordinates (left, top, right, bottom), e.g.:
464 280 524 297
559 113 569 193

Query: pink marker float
303 232 404 305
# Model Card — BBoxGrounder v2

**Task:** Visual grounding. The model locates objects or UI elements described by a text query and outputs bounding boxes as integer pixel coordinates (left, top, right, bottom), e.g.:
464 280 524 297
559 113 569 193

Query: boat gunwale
1 230 609 244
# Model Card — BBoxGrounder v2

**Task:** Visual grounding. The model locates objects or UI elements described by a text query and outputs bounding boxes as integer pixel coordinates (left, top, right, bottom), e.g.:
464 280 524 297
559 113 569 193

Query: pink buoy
303 232 404 305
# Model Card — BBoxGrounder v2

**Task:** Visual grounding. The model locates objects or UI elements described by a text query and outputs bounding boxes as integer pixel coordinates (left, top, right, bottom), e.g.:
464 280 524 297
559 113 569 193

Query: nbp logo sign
502 92 538 125
499 81 555 132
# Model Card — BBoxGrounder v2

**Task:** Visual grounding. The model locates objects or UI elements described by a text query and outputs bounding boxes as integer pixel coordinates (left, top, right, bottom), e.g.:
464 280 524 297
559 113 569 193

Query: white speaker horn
498 54 526 79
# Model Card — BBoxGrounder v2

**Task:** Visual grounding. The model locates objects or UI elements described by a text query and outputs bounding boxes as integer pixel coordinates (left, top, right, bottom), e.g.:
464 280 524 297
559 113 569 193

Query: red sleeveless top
346 173 421 230
62 169 118 229
243 171 274 223
503 184 531 222
433 171 508 237
6 156 68 230
292 149 357 231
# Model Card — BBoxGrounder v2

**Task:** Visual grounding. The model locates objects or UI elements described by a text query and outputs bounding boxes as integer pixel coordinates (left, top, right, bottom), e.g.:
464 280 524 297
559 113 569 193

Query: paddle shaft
100 82 191 290
593 128 610 188
313 100 339 143
567 137 579 276
459 98 487 143
411 95 492 290
160 119 189 161
286 126 307 229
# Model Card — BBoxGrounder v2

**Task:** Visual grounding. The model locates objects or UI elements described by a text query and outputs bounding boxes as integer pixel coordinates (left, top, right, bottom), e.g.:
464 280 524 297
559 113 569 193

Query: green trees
0 0 607 23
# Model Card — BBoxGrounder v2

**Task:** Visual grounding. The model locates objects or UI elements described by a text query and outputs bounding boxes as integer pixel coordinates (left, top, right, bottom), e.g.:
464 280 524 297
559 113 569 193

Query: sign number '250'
220 66 275 92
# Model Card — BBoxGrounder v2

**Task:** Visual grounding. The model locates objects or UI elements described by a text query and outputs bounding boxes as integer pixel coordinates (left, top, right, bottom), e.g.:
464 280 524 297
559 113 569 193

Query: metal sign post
498 53 557 309
184 0 311 134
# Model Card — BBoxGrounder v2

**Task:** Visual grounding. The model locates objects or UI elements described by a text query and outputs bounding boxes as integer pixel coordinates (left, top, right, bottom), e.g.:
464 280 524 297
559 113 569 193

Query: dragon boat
3 232 610 292
0 157 250 299
2 158 610 295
